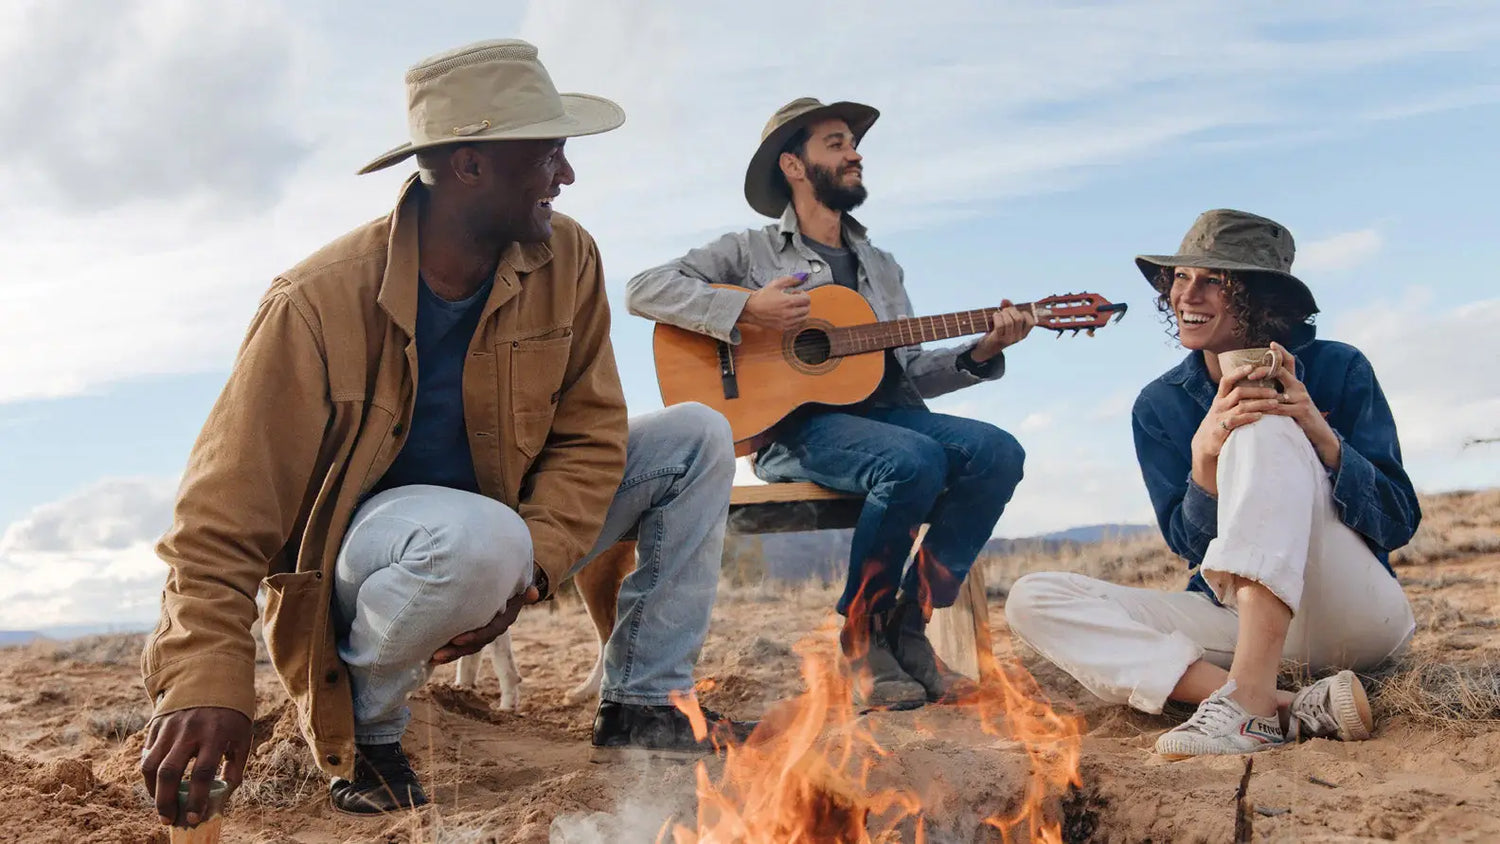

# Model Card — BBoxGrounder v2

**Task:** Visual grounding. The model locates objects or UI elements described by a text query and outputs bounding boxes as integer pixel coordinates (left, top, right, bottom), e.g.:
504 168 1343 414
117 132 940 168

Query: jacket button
392 422 404 437
325 670 339 684
326 754 341 766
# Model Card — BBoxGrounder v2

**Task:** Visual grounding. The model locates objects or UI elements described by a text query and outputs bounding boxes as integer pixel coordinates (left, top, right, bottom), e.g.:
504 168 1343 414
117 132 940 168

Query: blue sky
2 0 1497 629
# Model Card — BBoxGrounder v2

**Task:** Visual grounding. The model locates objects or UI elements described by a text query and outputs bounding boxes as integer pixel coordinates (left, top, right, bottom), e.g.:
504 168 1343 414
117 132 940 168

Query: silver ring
1219 419 1230 432
1278 394 1293 404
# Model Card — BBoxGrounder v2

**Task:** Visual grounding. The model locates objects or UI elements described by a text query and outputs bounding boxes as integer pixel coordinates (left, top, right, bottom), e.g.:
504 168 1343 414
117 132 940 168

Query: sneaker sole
1328 669 1374 741
1156 741 1282 762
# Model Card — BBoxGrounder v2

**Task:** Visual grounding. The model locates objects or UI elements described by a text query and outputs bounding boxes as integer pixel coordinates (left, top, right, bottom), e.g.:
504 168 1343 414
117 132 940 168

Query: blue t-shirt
374 276 493 495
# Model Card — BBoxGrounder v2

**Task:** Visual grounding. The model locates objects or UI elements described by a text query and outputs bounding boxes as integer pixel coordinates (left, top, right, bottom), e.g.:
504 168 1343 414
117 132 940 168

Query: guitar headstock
1031 292 1128 337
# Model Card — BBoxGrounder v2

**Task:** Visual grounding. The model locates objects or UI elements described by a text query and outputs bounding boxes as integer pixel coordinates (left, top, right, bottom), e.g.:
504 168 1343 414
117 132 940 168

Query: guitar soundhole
792 329 832 366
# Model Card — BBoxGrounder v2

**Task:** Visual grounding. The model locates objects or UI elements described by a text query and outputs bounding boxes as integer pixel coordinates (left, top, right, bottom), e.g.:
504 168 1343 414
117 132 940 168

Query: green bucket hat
1135 209 1318 315
744 97 879 218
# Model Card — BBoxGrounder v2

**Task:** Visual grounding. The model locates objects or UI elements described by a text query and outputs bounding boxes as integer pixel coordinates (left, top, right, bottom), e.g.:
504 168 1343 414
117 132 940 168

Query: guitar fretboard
828 306 1027 356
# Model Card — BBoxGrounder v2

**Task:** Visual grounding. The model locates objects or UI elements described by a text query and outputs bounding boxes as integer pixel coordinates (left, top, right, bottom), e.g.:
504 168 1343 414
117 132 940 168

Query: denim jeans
754 406 1025 616
334 403 733 743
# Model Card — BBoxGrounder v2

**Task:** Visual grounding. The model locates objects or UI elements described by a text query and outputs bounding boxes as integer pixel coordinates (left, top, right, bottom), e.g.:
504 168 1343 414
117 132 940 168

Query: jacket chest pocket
508 334 572 457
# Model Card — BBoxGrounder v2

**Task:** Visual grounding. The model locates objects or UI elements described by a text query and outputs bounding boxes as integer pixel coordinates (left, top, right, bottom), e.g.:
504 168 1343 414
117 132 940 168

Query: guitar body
653 284 886 454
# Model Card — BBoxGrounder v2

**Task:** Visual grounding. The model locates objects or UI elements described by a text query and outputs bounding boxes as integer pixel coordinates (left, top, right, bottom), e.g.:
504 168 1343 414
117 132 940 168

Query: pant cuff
1127 630 1205 714
1201 540 1303 614
600 690 679 707
354 729 407 745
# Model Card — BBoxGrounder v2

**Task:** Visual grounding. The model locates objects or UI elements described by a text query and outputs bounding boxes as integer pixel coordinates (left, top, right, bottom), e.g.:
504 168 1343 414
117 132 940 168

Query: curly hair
1151 267 1315 347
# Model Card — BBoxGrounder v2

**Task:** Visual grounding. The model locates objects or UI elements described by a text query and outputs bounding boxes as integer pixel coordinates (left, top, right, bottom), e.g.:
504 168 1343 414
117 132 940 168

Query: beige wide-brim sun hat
744 97 879 218
1135 208 1319 315
358 39 625 176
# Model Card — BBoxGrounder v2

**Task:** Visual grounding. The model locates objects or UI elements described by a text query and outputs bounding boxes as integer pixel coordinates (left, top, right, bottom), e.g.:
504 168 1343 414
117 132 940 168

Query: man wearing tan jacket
139 39 753 824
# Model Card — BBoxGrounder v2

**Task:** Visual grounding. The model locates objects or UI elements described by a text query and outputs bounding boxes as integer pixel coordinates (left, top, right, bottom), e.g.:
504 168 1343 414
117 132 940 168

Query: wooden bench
724 482 996 682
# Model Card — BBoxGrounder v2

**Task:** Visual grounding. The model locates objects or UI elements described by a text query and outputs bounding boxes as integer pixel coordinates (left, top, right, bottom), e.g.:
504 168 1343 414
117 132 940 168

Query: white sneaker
1289 669 1373 742
1155 681 1285 759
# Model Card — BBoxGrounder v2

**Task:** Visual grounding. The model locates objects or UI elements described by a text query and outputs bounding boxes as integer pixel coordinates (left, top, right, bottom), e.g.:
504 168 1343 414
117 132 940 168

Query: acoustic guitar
652 284 1126 455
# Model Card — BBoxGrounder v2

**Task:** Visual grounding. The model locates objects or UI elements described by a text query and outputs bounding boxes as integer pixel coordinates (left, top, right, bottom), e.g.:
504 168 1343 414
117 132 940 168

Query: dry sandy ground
0 489 1496 843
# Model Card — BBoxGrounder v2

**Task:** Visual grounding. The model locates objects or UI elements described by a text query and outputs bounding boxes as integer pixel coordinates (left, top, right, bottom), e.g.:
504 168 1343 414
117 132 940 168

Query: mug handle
1261 349 1282 381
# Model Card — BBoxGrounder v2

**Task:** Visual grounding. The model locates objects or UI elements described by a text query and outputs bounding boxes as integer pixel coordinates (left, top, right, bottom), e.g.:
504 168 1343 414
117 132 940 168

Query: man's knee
403 495 533 617
970 424 1026 488
651 402 735 473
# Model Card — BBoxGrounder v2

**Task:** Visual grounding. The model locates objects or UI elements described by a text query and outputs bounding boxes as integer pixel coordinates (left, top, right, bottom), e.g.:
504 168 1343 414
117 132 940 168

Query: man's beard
807 161 867 212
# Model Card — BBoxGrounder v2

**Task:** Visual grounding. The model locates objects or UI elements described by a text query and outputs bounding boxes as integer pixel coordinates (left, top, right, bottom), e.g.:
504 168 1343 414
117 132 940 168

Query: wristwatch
956 348 997 378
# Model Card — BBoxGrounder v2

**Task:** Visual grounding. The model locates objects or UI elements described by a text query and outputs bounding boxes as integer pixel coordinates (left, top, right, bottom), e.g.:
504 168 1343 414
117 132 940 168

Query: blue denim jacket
1131 323 1421 599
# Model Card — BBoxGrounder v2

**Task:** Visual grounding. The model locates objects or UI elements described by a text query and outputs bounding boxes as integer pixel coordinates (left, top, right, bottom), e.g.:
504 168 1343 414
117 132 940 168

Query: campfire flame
665 557 1082 843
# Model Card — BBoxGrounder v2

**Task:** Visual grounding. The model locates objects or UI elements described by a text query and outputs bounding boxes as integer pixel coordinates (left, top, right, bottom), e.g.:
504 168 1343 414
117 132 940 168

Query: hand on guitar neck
737 273 811 331
970 299 1041 362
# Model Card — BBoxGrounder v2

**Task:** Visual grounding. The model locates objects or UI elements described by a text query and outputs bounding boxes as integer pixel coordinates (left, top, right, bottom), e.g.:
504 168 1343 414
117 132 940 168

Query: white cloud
0 0 310 211
1019 412 1053 433
0 477 177 628
1 1 1496 405
1328 293 1500 489
1297 229 1383 275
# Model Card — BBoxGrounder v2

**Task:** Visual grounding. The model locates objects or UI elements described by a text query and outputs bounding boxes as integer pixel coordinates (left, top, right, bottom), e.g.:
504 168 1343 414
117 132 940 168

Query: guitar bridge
717 341 739 399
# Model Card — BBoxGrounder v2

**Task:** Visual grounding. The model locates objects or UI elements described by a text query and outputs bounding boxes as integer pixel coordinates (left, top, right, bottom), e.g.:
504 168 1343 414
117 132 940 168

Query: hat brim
357 93 625 175
744 101 879 218
1135 254 1319 314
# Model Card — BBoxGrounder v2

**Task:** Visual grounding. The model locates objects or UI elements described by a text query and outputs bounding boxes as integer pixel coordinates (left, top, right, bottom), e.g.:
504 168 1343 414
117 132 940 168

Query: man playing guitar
626 97 1040 708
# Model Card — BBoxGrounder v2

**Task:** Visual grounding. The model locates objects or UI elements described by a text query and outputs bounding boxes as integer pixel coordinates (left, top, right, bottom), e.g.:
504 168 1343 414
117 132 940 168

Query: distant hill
734 522 1155 584
0 622 154 647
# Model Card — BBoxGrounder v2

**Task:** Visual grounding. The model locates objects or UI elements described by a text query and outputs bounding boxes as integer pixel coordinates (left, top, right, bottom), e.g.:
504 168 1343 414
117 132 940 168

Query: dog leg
454 650 479 688
490 629 522 711
565 541 634 704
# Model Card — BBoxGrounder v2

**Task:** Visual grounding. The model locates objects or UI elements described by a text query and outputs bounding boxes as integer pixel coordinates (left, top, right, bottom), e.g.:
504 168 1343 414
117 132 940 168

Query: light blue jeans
334 403 733 743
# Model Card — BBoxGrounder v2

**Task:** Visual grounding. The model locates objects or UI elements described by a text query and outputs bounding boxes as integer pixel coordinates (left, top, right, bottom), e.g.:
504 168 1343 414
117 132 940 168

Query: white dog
450 541 634 711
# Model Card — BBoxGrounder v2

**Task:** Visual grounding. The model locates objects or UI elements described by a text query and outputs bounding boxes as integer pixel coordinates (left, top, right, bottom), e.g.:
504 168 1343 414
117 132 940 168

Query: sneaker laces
1289 678 1338 739
1177 682 1248 736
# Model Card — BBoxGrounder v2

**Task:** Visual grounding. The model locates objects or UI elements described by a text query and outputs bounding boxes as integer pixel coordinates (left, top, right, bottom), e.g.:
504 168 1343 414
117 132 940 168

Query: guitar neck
828 304 1030 356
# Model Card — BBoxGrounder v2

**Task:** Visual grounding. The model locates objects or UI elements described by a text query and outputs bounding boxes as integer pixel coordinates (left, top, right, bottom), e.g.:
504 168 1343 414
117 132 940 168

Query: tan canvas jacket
141 175 628 779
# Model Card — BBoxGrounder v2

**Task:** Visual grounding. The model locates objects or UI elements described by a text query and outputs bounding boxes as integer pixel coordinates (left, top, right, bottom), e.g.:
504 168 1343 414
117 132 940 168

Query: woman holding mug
1007 209 1419 758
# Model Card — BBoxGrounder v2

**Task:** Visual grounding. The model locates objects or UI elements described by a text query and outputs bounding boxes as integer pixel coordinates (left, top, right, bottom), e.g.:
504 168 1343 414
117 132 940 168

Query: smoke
548 797 682 844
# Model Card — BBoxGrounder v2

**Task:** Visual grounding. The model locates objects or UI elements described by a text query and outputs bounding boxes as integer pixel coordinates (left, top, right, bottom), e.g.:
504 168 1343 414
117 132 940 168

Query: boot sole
588 744 715 764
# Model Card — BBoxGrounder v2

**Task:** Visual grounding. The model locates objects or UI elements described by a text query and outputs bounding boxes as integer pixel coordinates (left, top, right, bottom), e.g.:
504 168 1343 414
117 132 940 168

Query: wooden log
928 563 995 682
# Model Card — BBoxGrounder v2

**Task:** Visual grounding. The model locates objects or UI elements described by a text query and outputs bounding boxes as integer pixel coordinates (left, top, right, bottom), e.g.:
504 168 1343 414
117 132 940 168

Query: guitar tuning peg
1086 328 1096 337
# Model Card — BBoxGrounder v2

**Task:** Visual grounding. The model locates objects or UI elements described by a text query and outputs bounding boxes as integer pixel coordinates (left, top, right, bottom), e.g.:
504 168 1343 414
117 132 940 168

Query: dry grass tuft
88 707 149 742
48 633 146 666
239 735 325 809
1368 660 1500 727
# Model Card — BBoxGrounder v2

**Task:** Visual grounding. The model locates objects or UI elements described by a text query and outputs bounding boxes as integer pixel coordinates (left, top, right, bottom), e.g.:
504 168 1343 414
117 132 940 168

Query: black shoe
840 610 927 709
590 700 758 762
887 601 980 704
329 742 429 815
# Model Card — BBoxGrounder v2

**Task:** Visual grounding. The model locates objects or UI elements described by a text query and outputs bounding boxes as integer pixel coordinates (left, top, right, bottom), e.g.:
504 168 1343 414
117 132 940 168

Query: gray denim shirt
625 206 1005 405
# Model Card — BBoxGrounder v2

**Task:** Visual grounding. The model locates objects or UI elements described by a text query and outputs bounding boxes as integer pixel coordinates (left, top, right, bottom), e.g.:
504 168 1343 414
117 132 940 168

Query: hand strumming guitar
738 274 811 331
970 299 1039 361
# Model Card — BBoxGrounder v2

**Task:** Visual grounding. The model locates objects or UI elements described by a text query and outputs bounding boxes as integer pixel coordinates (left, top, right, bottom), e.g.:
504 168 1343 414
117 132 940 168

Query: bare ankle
1226 684 1279 718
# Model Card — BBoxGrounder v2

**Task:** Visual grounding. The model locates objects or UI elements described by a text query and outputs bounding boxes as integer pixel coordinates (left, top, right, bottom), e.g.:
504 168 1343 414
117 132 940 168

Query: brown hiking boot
840 609 926 709
887 601 980 703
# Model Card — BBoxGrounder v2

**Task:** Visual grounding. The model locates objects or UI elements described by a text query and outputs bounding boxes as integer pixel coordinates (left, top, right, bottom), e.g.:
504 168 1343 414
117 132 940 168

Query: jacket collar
1163 322 1318 409
775 203 869 252
377 175 554 337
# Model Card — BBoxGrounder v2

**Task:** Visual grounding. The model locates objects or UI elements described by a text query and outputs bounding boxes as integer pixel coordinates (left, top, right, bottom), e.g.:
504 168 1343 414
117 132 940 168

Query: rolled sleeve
1181 478 1219 536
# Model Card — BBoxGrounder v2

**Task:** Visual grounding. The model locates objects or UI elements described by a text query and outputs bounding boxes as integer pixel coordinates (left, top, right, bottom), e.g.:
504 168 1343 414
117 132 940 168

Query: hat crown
761 97 828 143
404 39 565 144
1179 209 1296 273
